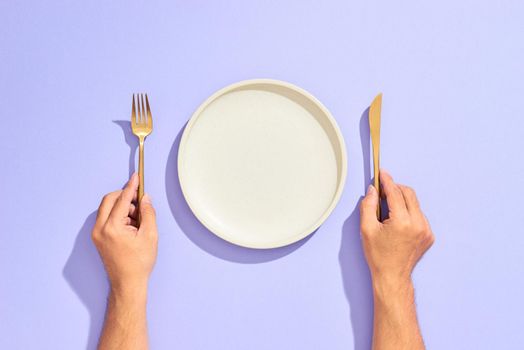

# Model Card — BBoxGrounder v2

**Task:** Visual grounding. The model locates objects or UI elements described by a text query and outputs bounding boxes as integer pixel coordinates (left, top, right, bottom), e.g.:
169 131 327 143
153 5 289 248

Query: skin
92 173 158 350
92 170 432 349
360 170 435 350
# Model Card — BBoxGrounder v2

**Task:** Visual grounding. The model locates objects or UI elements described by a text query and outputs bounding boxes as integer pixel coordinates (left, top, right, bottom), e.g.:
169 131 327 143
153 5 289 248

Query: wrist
371 273 414 303
110 279 148 305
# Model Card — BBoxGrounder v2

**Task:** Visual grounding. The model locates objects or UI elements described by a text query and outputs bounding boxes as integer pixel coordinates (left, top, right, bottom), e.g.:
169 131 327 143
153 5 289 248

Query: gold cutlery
131 94 153 225
369 93 382 220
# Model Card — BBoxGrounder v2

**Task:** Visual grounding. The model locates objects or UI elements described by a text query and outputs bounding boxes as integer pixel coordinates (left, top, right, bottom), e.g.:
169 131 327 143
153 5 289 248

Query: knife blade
369 93 382 220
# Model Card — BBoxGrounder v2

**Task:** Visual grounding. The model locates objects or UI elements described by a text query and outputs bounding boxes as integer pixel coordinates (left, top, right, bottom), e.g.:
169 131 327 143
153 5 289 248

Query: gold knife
369 93 382 220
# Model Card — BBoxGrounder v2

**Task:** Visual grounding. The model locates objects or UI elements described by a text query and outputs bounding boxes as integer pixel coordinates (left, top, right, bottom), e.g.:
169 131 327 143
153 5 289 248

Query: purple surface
1 1 524 349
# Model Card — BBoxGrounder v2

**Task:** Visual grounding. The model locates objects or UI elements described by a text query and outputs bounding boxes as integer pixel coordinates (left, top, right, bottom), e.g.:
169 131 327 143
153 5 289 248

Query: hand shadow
338 108 374 350
62 121 136 349
63 212 108 350
165 125 310 264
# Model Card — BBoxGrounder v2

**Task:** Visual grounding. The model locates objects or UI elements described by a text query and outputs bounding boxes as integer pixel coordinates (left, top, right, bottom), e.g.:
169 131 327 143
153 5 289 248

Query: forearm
98 285 149 350
371 276 424 350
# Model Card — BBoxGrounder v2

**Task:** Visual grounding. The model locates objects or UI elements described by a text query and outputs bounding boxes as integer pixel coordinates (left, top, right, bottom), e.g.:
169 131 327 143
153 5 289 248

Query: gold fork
131 94 153 224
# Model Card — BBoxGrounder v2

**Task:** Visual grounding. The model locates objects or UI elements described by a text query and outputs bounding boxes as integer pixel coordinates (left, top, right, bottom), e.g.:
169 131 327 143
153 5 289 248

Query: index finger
380 170 408 217
96 190 122 225
110 173 139 219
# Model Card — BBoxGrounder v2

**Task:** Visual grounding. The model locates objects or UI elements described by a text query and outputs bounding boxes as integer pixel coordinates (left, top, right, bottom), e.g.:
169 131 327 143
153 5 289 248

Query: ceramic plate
178 79 347 249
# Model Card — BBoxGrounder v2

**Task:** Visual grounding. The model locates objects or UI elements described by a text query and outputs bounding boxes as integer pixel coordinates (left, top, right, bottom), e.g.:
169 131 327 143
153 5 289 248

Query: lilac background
1 1 524 349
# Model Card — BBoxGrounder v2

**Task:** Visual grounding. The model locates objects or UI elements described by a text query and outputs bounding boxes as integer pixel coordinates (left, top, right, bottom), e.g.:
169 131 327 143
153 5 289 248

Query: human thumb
360 185 380 231
139 194 157 233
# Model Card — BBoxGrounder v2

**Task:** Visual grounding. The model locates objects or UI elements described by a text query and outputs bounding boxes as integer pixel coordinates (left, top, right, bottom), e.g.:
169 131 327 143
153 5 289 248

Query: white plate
178 79 347 249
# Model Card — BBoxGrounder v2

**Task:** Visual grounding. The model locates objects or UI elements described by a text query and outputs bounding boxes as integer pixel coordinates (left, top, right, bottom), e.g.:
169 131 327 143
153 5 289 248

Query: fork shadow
113 120 138 177
165 125 311 264
61 121 136 349
338 108 374 350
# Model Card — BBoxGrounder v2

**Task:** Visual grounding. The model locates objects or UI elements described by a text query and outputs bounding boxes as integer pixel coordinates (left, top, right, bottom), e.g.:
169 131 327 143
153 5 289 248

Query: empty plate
178 79 347 249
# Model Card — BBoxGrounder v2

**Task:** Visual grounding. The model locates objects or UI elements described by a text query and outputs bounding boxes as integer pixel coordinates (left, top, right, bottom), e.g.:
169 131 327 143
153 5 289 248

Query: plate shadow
165 125 311 264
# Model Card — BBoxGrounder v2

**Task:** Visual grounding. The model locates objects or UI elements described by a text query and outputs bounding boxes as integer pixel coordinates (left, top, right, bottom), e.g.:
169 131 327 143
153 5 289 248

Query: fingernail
367 185 375 195
142 194 152 204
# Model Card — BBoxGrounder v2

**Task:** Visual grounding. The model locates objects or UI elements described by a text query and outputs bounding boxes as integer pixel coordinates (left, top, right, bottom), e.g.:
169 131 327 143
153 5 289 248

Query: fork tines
131 93 152 128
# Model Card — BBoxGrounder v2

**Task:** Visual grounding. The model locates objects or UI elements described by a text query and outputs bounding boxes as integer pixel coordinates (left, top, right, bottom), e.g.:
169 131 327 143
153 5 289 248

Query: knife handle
373 165 381 220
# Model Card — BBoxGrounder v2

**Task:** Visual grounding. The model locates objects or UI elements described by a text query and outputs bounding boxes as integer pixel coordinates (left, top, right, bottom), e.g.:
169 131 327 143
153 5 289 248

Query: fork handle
138 137 145 225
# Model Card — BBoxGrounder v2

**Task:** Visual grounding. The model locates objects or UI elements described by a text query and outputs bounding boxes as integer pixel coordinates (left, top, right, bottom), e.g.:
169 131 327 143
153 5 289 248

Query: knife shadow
165 125 311 264
338 108 374 350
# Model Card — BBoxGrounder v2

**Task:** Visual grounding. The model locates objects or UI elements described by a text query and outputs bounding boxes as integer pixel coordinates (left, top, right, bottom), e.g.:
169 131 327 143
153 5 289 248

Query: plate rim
178 78 347 249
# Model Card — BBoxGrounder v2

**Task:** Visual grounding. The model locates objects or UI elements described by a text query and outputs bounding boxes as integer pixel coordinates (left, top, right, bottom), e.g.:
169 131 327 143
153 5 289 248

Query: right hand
360 170 434 285
91 173 158 294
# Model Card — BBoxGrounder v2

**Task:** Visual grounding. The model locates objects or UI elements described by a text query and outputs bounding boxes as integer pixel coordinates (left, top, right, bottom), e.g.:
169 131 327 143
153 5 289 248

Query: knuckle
360 229 372 242
103 221 117 236
398 217 411 231
360 223 377 238
360 225 370 236
400 185 418 200
425 217 432 229
101 191 119 205
101 192 114 203
392 185 403 195
142 205 156 217
403 185 415 194
100 195 110 207
359 223 371 235
414 221 427 234
91 229 100 244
